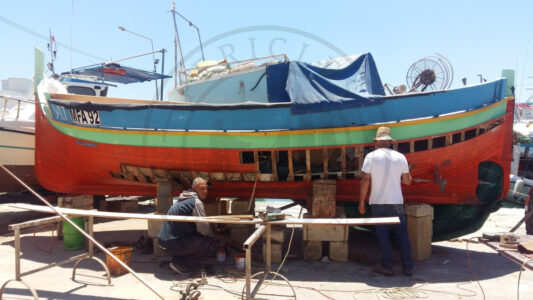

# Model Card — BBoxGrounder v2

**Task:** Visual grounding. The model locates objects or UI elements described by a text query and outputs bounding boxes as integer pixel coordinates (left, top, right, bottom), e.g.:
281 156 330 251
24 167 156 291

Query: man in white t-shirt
359 126 413 276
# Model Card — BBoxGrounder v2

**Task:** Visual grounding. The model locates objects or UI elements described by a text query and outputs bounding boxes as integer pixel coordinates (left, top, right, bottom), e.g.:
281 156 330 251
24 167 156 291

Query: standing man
158 177 219 275
358 126 414 276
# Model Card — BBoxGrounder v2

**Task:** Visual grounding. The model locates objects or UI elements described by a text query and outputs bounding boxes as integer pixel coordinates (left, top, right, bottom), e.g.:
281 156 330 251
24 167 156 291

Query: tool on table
258 206 286 221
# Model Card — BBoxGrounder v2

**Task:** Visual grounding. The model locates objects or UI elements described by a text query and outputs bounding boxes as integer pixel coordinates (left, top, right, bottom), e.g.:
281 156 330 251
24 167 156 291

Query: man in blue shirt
158 177 218 275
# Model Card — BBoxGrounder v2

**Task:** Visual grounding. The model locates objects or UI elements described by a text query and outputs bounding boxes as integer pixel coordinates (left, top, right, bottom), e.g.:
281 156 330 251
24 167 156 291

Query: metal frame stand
0 215 111 300
242 224 296 300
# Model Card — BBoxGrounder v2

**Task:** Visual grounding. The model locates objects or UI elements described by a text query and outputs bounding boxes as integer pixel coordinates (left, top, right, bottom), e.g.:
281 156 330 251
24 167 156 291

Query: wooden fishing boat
33 49 514 240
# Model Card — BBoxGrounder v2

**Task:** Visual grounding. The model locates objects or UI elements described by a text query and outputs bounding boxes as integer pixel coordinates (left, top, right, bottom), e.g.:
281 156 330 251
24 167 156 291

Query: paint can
235 253 245 270
216 248 226 263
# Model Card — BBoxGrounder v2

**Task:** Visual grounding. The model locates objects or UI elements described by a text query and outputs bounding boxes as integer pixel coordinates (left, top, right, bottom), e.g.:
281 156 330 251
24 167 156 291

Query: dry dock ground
0 198 531 300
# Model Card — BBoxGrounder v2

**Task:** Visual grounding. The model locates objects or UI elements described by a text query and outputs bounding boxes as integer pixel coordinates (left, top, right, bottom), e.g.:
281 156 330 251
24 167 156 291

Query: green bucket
62 217 86 250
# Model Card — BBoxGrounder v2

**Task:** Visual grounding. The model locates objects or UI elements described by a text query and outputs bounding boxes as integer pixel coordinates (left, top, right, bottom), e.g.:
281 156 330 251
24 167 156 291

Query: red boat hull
35 98 513 205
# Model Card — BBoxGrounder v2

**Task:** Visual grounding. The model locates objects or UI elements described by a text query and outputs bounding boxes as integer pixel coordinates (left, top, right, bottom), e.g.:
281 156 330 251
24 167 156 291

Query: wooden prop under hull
35 97 513 205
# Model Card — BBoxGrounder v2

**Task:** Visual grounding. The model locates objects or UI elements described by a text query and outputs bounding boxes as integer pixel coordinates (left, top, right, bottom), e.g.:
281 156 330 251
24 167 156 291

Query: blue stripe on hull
48 79 506 131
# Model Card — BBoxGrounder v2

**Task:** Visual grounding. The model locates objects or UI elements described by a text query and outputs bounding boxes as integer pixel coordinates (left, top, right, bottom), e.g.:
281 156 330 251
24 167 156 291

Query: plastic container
235 253 245 270
106 246 133 276
216 248 226 262
62 217 86 250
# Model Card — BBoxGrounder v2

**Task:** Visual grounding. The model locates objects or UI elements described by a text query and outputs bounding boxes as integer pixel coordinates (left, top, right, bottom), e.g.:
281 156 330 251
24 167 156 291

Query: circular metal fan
406 54 453 92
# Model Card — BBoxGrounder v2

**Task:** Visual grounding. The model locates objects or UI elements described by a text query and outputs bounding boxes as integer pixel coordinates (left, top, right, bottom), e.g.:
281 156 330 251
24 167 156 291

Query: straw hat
374 126 394 141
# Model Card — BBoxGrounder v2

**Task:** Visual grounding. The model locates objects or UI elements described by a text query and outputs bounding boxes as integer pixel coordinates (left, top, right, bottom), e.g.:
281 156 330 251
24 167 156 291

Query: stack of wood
302 180 349 261
58 194 94 210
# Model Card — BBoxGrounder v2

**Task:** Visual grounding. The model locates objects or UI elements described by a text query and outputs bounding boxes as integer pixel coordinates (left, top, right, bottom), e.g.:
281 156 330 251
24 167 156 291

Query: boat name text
69 109 101 125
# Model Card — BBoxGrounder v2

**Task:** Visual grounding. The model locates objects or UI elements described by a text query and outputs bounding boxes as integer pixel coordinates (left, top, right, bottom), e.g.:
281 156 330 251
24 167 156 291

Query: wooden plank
445 134 453 146
355 147 363 171
271 151 278 181
288 150 294 181
254 151 260 179
427 138 433 150
10 203 400 225
409 141 415 153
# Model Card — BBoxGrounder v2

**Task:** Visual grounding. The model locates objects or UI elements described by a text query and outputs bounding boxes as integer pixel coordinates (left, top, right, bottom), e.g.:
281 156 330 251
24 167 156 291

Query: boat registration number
69 109 101 125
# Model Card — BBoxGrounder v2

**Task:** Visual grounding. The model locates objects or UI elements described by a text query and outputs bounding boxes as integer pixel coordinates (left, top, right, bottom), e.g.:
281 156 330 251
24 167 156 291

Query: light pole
118 25 160 100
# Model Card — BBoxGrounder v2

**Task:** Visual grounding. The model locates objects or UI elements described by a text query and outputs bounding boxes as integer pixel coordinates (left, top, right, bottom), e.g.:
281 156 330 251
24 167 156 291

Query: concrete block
405 203 434 218
147 216 163 238
407 216 433 238
262 228 285 244
231 199 254 214
303 240 322 260
230 224 255 245
58 194 93 209
311 180 336 217
410 236 432 261
303 224 348 242
263 243 282 263
329 241 348 262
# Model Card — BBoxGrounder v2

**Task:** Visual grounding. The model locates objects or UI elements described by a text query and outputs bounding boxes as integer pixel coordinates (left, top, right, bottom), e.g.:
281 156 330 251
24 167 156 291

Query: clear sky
1 0 532 102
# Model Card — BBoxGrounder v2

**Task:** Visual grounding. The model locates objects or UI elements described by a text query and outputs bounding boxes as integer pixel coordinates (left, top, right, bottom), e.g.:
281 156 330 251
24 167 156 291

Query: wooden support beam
445 134 453 146
427 138 433 150
356 147 364 171
270 151 278 181
288 150 294 181
254 151 260 179
460 131 465 142
409 141 415 153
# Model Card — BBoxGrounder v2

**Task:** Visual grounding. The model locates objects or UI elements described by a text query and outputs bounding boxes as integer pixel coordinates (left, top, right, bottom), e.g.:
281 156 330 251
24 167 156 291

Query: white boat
0 76 112 193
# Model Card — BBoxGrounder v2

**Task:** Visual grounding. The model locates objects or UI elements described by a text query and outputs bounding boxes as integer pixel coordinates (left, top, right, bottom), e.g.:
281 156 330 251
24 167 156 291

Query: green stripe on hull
47 100 507 149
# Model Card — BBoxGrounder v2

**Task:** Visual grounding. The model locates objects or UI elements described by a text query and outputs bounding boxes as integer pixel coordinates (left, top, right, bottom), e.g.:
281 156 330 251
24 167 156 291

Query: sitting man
158 177 220 275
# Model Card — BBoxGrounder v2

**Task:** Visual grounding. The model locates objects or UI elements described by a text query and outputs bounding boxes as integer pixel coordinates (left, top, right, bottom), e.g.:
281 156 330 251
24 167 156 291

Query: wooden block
311 180 336 217
152 238 165 257
156 181 172 214
303 240 322 260
303 224 348 242
410 236 432 261
203 202 218 216
329 241 348 262
231 199 254 214
405 203 434 218
263 243 282 263
263 229 285 244
407 216 433 239
58 194 93 209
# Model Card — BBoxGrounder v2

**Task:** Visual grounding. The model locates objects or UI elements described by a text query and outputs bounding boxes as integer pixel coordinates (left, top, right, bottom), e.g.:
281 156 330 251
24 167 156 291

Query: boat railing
0 95 34 121
179 54 289 82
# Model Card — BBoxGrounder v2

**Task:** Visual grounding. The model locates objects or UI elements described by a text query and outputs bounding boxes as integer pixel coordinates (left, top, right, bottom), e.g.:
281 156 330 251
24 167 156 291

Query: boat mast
171 2 185 87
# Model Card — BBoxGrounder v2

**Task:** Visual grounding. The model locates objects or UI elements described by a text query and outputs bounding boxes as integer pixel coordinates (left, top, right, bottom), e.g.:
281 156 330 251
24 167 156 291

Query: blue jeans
159 234 217 266
371 204 413 271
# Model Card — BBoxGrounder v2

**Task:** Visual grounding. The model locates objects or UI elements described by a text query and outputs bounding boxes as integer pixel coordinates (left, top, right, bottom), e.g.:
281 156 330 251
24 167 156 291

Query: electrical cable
465 237 486 300
32 223 56 253
517 258 532 300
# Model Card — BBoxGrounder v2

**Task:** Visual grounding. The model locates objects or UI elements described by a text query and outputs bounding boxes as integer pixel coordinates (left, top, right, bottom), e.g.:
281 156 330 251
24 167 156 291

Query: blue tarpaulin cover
65 63 171 84
267 53 385 113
